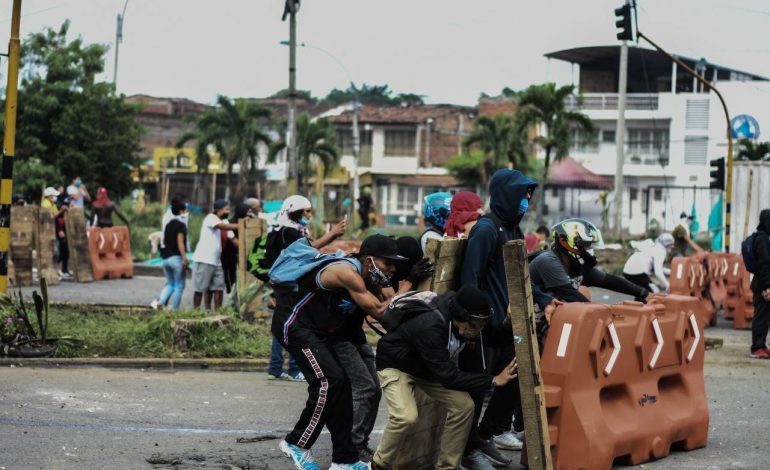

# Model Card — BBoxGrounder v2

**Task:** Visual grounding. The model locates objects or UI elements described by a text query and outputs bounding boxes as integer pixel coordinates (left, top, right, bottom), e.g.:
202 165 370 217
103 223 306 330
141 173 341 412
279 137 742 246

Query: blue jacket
461 169 553 326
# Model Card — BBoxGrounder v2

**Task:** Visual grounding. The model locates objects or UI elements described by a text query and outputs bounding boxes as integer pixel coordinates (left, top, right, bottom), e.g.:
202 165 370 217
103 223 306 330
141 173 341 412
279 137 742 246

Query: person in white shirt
623 233 675 293
191 199 239 311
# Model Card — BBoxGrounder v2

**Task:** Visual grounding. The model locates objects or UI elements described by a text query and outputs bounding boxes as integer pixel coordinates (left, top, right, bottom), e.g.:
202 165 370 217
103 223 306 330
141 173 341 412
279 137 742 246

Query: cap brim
354 252 409 262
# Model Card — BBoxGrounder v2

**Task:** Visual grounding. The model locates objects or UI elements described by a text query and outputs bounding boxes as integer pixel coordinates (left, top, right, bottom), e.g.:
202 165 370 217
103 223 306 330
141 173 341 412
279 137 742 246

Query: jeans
332 342 381 449
268 336 300 376
158 255 185 310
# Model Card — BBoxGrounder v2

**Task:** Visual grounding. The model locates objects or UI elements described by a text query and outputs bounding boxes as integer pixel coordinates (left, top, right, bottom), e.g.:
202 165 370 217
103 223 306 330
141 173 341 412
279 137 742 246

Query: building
543 45 770 235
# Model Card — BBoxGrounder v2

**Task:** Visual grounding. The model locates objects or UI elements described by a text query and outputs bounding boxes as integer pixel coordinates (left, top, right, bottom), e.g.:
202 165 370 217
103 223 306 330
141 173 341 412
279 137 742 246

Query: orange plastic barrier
542 300 708 470
706 253 728 310
721 255 754 329
87 226 133 280
668 254 715 327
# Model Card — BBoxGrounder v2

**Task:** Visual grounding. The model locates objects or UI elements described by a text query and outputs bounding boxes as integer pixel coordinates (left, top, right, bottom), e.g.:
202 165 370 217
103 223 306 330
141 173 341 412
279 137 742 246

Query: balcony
565 93 659 111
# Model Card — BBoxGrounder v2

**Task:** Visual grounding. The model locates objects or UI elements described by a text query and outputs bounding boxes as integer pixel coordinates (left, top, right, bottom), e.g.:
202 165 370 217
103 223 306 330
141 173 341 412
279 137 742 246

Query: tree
462 114 530 193
4 22 141 200
516 83 595 212
322 83 425 106
736 138 770 161
444 151 487 187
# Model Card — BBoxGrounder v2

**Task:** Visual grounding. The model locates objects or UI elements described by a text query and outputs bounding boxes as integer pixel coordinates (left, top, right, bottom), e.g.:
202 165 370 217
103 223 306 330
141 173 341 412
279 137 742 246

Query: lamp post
113 0 129 86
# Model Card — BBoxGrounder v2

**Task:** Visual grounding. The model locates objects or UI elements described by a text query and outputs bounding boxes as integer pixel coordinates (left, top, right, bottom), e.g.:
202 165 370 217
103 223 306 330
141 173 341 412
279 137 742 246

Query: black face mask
580 250 598 269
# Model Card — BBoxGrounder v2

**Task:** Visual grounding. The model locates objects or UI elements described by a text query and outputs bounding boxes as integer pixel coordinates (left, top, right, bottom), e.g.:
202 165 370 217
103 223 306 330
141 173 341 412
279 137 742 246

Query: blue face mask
518 198 529 215
299 217 310 226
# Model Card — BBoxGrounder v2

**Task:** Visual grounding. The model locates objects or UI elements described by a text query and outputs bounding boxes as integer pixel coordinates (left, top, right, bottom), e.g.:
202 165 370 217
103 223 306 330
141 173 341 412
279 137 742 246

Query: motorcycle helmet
423 192 452 231
551 218 604 265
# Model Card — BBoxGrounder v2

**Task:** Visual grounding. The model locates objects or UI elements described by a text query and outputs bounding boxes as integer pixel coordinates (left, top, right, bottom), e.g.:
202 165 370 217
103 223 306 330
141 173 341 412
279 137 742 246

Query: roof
328 104 475 125
548 157 612 189
545 46 768 82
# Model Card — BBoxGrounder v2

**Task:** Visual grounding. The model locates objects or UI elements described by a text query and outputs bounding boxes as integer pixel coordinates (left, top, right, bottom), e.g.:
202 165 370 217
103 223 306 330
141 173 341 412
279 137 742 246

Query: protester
525 225 550 254
161 194 190 251
66 177 91 208
92 187 130 229
55 192 71 278
191 199 239 311
12 193 26 206
264 195 347 383
371 285 518 470
671 211 703 259
623 233 674 293
459 169 557 466
221 202 254 294
41 187 67 218
391 236 422 290
748 209 770 359
444 191 483 238
420 192 452 253
356 186 374 237
272 234 409 470
153 198 189 310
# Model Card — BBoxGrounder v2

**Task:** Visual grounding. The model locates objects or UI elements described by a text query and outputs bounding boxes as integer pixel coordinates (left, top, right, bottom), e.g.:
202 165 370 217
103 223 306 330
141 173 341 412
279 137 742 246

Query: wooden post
418 237 467 294
36 207 60 285
237 217 264 298
503 239 552 470
10 205 36 286
64 208 94 283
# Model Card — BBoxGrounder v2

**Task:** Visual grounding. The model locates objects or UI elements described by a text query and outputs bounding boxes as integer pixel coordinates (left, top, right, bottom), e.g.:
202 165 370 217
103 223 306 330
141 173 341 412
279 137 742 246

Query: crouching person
372 285 518 470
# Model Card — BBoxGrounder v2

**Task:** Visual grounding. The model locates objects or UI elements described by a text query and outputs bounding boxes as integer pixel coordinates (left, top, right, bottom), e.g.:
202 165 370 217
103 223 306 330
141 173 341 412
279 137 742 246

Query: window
630 188 638 201
653 188 663 201
396 186 419 213
552 186 559 197
684 136 708 165
602 130 616 143
627 128 669 164
335 128 373 166
384 129 416 157
571 128 598 153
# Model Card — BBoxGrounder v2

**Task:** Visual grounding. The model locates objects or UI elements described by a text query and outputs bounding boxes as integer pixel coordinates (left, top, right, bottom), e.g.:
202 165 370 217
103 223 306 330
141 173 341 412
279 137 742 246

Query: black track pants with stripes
282 333 358 464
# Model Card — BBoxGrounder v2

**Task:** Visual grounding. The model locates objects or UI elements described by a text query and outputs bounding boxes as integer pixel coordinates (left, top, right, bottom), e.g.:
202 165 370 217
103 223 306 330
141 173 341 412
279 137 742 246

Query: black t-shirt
160 220 187 259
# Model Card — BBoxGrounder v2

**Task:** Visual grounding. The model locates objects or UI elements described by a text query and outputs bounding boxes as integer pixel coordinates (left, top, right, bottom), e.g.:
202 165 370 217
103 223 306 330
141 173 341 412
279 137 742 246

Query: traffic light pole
637 31 734 251
613 37 628 241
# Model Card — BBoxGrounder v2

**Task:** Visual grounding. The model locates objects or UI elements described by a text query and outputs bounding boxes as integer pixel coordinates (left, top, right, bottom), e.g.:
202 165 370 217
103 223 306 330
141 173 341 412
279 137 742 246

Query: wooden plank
64 208 94 283
503 240 552 470
419 237 467 294
10 206 37 286
237 217 264 297
36 208 60 285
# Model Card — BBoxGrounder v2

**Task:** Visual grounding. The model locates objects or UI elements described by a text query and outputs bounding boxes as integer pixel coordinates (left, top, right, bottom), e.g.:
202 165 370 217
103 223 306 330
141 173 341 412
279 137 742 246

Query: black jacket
375 292 493 392
751 209 770 294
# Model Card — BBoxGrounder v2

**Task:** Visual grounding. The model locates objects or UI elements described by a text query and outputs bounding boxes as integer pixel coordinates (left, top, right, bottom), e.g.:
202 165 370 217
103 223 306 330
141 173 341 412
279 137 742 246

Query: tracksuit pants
752 295 770 352
282 334 358 464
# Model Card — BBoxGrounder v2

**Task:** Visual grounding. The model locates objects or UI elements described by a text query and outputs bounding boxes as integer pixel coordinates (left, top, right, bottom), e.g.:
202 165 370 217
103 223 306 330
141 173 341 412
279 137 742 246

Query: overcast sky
1 0 768 105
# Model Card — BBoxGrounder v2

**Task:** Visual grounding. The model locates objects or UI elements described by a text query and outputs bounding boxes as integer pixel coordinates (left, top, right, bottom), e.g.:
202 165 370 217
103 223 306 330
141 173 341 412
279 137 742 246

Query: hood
759 209 770 233
489 169 538 227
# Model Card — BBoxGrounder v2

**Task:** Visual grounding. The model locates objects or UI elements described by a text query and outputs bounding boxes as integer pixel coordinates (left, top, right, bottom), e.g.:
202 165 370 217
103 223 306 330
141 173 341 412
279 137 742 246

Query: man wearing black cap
273 234 414 470
371 285 518 470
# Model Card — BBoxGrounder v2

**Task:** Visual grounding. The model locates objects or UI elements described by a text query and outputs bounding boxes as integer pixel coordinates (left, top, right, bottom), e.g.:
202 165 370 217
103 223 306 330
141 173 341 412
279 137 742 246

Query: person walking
749 209 770 359
191 199 239 311
154 198 189 310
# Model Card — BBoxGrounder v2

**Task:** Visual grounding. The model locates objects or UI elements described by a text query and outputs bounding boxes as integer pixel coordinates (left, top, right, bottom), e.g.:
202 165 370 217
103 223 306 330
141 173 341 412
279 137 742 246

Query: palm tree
516 83 595 211
270 113 340 223
176 109 229 207
462 114 529 193
736 138 770 161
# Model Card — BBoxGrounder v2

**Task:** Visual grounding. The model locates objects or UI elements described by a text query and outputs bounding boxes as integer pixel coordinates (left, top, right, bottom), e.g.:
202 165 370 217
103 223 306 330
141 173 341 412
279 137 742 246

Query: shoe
289 371 306 382
493 431 523 450
749 348 770 359
150 299 160 310
476 439 511 466
356 444 374 463
329 462 370 470
511 429 525 441
461 449 496 470
279 440 320 470
267 372 290 380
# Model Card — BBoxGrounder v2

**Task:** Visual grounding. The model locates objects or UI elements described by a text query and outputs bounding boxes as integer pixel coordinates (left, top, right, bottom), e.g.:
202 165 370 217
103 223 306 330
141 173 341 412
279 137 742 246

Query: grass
47 306 271 359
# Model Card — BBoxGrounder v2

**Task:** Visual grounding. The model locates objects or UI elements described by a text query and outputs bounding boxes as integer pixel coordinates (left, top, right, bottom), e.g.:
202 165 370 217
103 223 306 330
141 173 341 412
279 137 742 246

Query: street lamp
113 0 129 86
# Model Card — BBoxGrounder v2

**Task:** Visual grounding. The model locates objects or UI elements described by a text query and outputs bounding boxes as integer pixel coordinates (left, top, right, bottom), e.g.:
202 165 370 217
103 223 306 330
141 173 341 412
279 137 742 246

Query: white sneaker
493 431 523 450
329 462 370 470
512 429 525 440
150 299 160 310
279 440 320 470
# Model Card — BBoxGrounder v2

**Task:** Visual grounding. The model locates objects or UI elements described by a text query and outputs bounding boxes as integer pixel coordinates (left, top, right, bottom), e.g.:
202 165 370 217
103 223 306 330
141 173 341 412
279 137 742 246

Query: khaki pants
373 368 474 470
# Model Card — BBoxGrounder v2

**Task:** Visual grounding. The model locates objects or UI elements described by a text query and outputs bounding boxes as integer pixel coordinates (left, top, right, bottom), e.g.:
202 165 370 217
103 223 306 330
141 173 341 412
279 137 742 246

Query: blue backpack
742 233 759 274
268 237 360 292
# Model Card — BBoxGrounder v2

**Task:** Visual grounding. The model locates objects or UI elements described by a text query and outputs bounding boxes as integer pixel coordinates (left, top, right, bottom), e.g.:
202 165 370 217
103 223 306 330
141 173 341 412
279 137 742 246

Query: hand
544 299 563 324
492 358 518 386
182 259 190 270
58 230 65 238
407 258 435 285
330 219 346 238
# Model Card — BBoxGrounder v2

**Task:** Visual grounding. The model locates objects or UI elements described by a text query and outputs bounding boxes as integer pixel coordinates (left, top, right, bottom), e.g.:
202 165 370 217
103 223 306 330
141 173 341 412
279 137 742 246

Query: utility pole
113 0 129 86
282 0 300 194
613 1 633 240
351 85 360 226
0 0 22 294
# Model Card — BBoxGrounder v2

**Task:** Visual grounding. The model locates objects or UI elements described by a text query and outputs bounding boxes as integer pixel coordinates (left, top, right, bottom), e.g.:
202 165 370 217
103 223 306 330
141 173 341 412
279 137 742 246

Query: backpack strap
478 213 505 260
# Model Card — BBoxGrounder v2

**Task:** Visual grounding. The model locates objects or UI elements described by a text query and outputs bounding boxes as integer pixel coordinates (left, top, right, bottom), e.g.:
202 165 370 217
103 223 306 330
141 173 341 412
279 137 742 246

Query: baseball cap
43 187 60 197
357 234 408 261
213 199 229 211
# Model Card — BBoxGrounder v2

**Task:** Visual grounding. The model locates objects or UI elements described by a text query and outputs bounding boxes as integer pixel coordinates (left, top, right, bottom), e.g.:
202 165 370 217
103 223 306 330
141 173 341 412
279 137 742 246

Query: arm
320 263 389 319
754 236 770 291
685 234 704 253
531 282 554 311
652 253 669 292
214 222 239 231
177 232 188 268
310 219 346 249
584 268 650 301
548 284 591 303
114 205 130 228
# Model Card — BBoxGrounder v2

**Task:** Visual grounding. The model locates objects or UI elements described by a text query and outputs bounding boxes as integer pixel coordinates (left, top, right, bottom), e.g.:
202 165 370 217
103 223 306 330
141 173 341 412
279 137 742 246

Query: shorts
193 262 225 292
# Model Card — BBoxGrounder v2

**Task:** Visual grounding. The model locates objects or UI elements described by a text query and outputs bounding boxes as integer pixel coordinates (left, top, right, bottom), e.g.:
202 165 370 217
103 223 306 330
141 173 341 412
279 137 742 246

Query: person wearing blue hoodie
459 169 557 468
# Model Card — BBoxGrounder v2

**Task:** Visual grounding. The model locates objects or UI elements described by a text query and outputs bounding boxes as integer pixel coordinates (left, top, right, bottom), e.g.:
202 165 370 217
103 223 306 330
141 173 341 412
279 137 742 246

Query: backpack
247 232 271 282
742 232 759 274
268 237 359 293
378 290 440 332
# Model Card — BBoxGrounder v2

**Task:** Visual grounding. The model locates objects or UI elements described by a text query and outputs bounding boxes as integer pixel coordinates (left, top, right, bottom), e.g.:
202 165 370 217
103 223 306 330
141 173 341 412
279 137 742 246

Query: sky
0 0 768 106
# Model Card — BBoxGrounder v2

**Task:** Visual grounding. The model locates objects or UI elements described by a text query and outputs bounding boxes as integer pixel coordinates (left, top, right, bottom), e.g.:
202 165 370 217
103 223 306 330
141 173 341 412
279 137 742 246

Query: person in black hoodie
371 285 518 470
459 169 557 465
750 209 770 359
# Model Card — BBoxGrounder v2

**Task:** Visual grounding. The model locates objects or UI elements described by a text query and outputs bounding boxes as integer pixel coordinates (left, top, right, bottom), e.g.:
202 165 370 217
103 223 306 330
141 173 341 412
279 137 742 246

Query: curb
0 357 269 372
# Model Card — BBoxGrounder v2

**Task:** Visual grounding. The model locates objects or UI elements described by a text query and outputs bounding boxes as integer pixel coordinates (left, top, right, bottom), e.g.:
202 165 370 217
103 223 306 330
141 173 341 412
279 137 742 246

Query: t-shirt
41 199 56 211
530 250 582 291
160 219 187 259
192 213 233 266
420 228 444 254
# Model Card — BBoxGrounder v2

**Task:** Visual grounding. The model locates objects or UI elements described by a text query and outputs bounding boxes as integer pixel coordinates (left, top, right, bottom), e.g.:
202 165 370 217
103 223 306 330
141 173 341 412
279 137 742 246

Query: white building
543 45 770 236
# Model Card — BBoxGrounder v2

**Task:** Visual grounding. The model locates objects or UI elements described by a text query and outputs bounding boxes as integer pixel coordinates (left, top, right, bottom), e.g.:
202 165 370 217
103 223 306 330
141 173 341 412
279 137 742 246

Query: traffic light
709 157 725 190
615 4 633 41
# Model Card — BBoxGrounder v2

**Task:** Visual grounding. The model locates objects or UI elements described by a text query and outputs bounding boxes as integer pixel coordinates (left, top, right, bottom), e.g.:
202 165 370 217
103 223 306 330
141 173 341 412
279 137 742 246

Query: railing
565 93 659 111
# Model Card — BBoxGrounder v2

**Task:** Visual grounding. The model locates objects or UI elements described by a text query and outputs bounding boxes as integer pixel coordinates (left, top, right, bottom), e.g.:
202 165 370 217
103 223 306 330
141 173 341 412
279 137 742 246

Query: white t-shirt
623 243 670 291
420 229 444 253
192 213 233 266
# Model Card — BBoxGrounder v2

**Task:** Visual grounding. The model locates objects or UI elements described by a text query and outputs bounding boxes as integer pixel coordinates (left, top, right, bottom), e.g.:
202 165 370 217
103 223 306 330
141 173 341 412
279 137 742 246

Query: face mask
367 257 391 287
299 217 310 226
518 198 529 215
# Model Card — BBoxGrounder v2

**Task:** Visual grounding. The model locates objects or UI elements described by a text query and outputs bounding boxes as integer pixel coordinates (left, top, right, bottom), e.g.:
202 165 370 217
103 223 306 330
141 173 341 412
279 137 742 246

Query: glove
407 258 435 285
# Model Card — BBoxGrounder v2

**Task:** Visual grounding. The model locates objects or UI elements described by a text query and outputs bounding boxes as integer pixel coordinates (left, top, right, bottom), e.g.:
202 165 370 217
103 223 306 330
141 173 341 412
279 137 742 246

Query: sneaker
750 348 770 359
279 440 320 470
289 371 306 382
149 299 160 310
493 431 523 450
329 462 370 470
267 372 291 380
511 429 525 441
356 445 374 463
476 439 511 466
461 449 496 470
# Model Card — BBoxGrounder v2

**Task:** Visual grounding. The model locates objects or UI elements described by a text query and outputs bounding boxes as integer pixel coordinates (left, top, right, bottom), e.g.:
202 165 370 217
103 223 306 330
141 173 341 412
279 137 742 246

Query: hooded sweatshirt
460 169 552 325
751 209 770 294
